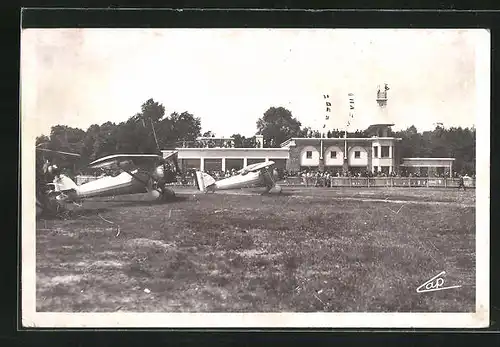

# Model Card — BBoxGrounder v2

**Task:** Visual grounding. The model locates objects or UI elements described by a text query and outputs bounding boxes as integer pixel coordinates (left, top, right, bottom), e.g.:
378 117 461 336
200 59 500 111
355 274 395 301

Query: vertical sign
344 93 355 160
347 92 355 128
323 94 331 138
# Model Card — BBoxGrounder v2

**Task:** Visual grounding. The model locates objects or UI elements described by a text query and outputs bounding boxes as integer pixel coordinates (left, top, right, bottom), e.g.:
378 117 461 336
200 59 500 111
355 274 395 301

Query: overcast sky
21 28 485 138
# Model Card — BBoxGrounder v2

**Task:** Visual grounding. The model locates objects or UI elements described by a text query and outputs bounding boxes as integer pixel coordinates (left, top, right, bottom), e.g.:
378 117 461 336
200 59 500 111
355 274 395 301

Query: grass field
35 187 475 313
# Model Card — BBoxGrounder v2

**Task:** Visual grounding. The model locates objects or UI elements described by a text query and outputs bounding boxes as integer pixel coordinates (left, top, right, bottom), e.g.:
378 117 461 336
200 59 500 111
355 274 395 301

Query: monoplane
194 161 282 195
36 149 181 217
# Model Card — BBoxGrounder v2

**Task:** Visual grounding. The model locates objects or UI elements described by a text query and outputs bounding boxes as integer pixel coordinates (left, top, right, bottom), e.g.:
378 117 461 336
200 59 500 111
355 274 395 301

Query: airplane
35 147 82 217
194 161 283 195
37 151 181 217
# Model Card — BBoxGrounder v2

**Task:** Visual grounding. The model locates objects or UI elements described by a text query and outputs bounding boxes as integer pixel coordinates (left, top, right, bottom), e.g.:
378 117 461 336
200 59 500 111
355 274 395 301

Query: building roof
402 157 455 161
280 137 402 147
172 147 289 151
196 137 234 141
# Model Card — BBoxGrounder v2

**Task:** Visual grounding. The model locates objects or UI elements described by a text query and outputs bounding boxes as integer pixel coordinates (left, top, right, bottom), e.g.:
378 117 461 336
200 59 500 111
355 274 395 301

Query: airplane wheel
39 194 67 218
161 188 176 200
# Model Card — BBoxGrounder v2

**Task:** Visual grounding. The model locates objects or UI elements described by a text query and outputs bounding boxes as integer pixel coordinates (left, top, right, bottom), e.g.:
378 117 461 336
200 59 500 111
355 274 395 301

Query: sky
21 28 486 138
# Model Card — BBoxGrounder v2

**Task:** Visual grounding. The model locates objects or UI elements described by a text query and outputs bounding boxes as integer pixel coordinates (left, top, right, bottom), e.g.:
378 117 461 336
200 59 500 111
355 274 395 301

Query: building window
354 151 361 159
373 146 378 158
306 151 312 159
381 146 390 158
381 166 390 175
330 151 336 159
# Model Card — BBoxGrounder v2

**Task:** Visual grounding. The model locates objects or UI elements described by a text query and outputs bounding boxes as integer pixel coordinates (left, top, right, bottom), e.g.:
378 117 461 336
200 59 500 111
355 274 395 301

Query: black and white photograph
21 27 490 328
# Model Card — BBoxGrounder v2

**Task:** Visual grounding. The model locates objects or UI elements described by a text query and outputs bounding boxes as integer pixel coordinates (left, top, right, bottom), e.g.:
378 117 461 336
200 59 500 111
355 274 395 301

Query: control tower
376 83 390 124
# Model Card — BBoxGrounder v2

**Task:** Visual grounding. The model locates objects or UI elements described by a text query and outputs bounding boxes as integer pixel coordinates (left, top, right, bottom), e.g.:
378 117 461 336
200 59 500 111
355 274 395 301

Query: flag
323 93 332 134
346 93 355 129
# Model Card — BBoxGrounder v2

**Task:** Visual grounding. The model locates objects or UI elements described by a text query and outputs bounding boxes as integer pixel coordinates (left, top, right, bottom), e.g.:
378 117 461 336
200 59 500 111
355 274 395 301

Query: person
458 174 466 191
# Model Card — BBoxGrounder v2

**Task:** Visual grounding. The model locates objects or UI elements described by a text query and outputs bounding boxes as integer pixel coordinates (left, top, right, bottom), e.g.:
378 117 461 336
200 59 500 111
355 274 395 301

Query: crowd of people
185 140 235 148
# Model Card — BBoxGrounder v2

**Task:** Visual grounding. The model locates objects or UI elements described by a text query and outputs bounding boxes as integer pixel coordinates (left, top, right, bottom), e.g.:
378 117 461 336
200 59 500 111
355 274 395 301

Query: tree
130 99 167 151
202 130 215 137
80 124 101 163
92 121 119 159
36 135 50 147
170 111 202 142
137 98 166 124
256 107 304 147
392 125 476 175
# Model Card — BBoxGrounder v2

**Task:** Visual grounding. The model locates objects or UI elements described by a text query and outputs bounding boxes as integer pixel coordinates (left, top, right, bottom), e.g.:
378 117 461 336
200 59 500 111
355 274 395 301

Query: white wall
348 146 368 167
324 145 344 166
173 148 289 159
300 145 320 166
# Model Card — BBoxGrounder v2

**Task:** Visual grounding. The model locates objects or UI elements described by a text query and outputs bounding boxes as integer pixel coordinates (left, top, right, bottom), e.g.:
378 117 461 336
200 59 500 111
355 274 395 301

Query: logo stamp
416 271 462 293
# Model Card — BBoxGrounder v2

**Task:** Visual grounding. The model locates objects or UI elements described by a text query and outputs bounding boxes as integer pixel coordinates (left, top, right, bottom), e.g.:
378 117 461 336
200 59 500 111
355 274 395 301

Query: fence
280 176 475 188
76 174 475 189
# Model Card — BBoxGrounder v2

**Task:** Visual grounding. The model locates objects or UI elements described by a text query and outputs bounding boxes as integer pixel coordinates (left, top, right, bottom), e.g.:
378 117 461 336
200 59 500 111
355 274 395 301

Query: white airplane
38 151 181 217
194 161 282 195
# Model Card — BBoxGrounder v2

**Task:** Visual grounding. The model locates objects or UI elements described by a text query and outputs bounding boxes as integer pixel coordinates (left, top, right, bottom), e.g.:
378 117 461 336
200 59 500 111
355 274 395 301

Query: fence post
445 178 447 188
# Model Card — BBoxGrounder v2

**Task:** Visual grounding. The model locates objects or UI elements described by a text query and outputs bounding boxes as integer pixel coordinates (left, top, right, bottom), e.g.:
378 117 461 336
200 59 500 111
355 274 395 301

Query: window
381 166 390 175
381 146 390 158
306 151 312 159
330 151 337 159
373 146 378 158
354 151 361 159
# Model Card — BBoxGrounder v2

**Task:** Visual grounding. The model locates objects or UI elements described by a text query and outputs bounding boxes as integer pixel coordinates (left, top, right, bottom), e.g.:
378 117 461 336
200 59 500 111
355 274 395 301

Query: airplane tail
53 174 78 192
194 171 216 192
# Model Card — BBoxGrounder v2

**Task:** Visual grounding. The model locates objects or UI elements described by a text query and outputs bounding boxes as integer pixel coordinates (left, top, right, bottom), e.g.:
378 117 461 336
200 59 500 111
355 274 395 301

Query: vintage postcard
21 27 490 328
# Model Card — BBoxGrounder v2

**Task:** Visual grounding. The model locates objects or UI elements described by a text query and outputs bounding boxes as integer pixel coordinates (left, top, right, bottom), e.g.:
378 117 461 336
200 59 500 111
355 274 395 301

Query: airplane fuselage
213 171 264 190
54 171 150 201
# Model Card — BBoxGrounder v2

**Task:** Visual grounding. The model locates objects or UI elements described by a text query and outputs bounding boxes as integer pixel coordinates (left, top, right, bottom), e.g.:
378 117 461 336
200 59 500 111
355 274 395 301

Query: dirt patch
48 274 83 285
72 260 125 269
125 238 173 251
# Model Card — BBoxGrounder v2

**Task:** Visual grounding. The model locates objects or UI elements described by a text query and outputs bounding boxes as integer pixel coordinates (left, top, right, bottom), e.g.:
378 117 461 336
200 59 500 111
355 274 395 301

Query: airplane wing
238 161 275 175
88 152 180 188
88 154 164 170
162 150 178 161
36 148 81 158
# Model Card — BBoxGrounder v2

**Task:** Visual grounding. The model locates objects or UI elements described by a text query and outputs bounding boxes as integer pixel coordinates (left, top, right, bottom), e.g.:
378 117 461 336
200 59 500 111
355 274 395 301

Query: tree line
36 99 476 175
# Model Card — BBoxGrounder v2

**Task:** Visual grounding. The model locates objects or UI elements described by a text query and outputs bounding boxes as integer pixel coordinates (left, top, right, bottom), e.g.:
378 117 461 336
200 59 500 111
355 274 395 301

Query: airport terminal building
161 85 458 177
163 124 456 177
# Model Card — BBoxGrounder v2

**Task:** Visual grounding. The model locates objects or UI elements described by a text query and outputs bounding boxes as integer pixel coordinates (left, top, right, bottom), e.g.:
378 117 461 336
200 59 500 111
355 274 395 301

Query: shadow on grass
37 207 112 221
97 195 190 207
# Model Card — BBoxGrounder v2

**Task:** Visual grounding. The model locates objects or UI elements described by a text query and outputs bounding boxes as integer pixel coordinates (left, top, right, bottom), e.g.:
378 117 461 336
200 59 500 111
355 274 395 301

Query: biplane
194 161 282 195
36 149 181 217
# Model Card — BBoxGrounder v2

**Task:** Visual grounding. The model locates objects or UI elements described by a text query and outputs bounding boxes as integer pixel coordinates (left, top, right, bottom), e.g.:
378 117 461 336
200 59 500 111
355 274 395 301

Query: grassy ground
35 187 475 312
